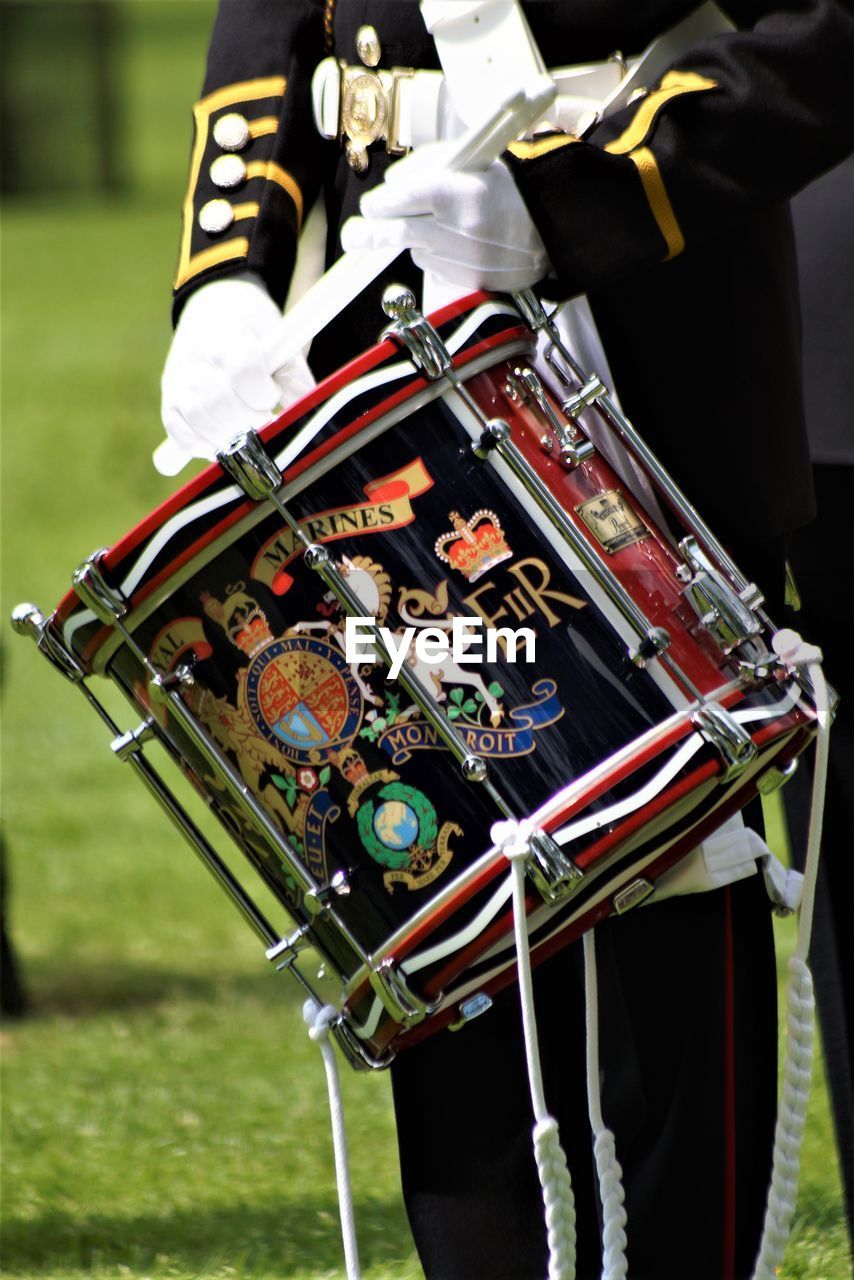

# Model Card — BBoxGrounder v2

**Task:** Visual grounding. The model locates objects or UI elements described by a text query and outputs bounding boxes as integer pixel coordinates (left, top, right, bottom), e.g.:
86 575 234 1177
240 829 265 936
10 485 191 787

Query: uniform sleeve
506 0 854 298
172 0 332 322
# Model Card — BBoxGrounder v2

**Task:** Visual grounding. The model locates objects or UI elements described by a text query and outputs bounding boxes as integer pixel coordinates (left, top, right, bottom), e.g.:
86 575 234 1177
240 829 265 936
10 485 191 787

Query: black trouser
391 876 777 1280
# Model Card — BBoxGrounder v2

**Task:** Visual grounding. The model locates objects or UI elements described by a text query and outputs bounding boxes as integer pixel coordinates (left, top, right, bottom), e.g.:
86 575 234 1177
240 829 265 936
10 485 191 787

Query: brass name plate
575 490 650 555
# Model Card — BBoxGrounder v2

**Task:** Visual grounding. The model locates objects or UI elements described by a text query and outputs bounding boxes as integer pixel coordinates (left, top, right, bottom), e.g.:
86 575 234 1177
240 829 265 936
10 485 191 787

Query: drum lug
526 830 584 904
10 603 86 682
678 537 763 654
505 365 595 469
218 430 283 500
110 717 157 761
72 551 128 623
369 958 438 1028
693 701 758 782
380 285 452 380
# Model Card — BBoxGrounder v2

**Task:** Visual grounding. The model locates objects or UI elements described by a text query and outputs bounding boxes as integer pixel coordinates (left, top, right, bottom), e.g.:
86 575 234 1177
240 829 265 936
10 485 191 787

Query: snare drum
18 289 818 1067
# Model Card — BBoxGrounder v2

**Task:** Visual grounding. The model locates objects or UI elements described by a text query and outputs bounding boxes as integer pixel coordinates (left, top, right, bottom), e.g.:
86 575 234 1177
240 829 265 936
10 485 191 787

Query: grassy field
2 5 851 1279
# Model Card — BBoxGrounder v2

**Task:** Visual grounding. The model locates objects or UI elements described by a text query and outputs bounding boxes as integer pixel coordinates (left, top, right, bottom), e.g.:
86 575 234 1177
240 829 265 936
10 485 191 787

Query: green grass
2 6 851 1277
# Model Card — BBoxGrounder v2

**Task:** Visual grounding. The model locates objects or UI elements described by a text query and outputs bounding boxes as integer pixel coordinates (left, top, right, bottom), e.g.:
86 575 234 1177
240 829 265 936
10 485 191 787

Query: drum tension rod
67 552 357 950
378 288 682 680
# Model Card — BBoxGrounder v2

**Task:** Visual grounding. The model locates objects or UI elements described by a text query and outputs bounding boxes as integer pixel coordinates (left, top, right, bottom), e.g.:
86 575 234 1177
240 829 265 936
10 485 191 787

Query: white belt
312 2 733 159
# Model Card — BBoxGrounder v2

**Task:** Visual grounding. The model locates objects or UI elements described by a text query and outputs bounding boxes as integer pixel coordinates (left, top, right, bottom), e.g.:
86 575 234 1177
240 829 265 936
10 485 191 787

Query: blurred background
0 4 850 1278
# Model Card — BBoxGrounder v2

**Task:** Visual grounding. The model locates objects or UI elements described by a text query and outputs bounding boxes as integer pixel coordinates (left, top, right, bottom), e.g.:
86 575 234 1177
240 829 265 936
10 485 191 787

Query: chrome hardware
218 431 283 500
13 597 282 951
736 654 779 685
369 958 438 1027
459 992 492 1021
534 312 769 621
561 373 608 423
265 924 312 970
506 365 594 469
448 992 494 1030
526 830 584 905
693 702 758 782
461 755 488 784
629 627 671 668
10 603 85 682
472 417 511 460
147 663 194 706
679 537 763 654
304 543 331 570
511 290 552 332
333 1015 395 1071
613 877 654 914
304 869 352 916
381 285 452 380
110 717 157 761
756 759 799 795
72 552 127 623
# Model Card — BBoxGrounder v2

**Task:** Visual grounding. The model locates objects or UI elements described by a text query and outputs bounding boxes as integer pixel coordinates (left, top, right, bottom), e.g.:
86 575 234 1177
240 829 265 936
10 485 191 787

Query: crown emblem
434 510 512 582
332 746 369 786
201 583 273 657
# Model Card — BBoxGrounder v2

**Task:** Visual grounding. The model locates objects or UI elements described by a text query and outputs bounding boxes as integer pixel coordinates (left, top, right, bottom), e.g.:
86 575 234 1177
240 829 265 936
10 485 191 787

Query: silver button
198 198 234 234
210 154 247 190
213 112 250 151
355 24 381 68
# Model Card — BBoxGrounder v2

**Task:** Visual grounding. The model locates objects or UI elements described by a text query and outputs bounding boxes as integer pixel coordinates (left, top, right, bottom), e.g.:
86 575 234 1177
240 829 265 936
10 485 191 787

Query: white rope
303 999 361 1280
752 630 830 1279
492 819 577 1280
583 931 629 1278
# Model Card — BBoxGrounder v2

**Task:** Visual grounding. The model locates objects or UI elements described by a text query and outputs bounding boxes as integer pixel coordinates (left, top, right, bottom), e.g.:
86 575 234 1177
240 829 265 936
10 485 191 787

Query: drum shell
50 294 819 1061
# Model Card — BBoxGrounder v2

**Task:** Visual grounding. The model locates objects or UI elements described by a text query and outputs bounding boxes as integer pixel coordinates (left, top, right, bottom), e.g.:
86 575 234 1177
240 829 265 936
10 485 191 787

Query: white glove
340 145 550 293
161 274 316 462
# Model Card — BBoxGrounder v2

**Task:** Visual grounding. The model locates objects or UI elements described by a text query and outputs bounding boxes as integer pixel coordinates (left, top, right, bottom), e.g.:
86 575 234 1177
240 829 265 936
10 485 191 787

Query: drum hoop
341 703 806 1047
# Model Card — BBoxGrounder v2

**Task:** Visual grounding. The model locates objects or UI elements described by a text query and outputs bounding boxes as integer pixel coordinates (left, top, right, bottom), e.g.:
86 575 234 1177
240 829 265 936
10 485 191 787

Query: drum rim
55 293 532 666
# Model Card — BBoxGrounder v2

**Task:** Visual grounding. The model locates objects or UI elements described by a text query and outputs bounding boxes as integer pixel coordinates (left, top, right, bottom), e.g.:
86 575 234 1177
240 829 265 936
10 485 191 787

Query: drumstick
153 75 557 477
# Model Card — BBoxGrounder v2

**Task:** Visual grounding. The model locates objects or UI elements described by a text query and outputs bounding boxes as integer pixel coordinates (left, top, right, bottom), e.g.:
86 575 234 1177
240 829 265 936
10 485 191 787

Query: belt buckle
339 62 414 172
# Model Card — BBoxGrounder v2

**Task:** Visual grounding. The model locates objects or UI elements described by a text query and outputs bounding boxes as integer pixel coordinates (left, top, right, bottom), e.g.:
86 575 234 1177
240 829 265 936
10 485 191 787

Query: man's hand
161 275 315 463
340 147 549 292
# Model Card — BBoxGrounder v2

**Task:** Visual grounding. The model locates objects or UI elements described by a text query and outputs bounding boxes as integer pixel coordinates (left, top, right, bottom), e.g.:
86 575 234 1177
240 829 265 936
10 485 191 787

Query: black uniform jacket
172 0 854 551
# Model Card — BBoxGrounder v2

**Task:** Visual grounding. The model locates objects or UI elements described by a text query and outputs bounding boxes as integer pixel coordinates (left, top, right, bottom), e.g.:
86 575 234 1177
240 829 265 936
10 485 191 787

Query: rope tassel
304 999 362 1280
752 631 830 1279
492 820 577 1280
584 931 629 1279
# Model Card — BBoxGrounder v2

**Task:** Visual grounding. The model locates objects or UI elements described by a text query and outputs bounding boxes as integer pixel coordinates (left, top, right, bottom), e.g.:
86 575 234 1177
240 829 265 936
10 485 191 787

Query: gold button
213 112 250 151
198 199 234 234
355 24 381 68
210 154 247 190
